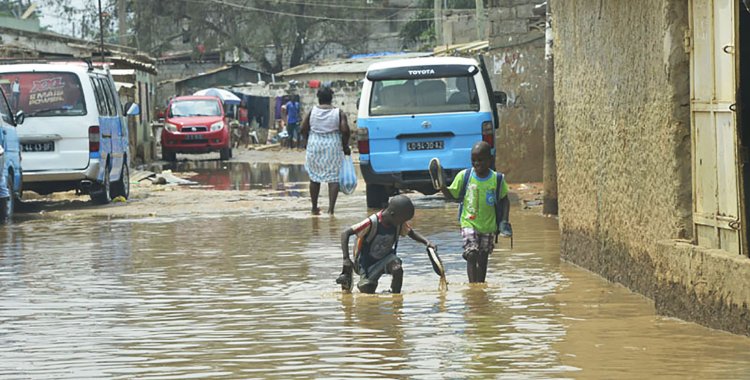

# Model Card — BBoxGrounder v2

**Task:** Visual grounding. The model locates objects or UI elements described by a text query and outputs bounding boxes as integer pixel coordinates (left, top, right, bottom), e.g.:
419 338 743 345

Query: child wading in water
433 141 512 283
338 195 437 293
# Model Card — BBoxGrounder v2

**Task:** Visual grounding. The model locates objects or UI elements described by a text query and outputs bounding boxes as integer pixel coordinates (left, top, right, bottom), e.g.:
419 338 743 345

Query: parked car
356 56 506 208
0 63 139 204
161 95 232 161
0 85 24 221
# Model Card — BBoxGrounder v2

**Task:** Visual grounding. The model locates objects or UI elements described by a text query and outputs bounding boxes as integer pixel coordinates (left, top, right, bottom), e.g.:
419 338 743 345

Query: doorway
740 2 750 256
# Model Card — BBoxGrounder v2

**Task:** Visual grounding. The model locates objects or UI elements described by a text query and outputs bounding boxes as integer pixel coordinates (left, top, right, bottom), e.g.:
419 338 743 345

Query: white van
356 56 506 208
0 63 138 203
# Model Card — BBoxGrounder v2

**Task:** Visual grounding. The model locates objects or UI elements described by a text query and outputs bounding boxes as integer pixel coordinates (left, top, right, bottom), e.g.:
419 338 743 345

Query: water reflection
1 199 750 378
160 161 309 194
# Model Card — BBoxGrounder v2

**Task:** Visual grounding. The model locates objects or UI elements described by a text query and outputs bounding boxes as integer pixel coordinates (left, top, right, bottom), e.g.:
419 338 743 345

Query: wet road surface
2 166 750 379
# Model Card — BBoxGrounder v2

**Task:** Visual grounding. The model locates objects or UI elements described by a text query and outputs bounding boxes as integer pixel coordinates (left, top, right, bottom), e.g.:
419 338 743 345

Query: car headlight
165 122 178 132
210 121 224 131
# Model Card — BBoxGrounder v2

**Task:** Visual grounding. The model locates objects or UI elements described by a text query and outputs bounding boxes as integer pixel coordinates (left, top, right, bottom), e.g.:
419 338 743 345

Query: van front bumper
161 129 230 153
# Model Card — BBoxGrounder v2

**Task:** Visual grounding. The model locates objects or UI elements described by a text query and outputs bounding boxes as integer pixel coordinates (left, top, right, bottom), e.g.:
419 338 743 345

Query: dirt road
15 147 544 220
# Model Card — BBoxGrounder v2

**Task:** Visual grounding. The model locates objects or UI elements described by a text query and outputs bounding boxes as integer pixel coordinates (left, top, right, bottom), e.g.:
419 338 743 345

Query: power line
249 0 430 11
193 0 438 22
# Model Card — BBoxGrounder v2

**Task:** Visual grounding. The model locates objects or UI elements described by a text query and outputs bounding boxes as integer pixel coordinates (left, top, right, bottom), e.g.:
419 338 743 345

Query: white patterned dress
304 106 344 183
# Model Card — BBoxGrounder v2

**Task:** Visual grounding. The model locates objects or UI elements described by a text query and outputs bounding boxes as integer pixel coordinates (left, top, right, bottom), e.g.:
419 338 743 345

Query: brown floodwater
2 192 750 379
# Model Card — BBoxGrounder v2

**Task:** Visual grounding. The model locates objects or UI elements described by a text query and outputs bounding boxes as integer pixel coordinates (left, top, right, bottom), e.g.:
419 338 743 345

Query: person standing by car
282 95 302 149
301 87 350 215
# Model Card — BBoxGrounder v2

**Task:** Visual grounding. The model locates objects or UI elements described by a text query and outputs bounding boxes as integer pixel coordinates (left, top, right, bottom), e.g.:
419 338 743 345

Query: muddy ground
15 146 546 220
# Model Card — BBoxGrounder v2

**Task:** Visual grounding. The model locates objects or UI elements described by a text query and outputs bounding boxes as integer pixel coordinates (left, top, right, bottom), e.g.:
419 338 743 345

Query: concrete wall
551 0 750 334
486 0 546 182
443 10 478 45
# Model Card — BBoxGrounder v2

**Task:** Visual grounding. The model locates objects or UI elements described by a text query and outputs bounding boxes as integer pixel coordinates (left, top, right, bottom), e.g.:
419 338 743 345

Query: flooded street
2 163 750 379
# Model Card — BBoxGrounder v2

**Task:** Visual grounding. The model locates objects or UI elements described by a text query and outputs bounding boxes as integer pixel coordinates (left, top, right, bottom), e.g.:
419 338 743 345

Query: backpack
352 213 402 275
457 168 506 234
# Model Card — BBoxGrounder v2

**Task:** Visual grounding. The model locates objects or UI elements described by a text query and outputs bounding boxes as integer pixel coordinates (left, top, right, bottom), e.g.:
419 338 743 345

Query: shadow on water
152 161 310 194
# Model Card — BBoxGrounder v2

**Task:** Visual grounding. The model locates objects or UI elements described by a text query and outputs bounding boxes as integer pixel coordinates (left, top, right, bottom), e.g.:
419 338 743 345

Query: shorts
357 253 401 290
461 228 494 261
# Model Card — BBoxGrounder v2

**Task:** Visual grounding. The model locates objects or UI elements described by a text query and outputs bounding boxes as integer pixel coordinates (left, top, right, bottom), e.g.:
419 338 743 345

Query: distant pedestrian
338 195 437 293
10 77 20 111
282 95 302 149
432 141 512 283
301 87 350 215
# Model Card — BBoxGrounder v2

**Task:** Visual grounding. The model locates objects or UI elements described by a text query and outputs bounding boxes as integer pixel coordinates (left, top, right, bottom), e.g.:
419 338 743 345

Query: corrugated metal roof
277 52 433 77
176 64 269 84
433 40 490 56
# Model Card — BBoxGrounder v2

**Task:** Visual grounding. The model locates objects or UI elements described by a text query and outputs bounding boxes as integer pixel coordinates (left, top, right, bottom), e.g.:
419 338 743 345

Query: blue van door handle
102 134 112 138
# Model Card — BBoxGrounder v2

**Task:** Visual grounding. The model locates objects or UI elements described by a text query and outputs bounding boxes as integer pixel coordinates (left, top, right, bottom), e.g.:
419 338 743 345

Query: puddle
151 161 310 193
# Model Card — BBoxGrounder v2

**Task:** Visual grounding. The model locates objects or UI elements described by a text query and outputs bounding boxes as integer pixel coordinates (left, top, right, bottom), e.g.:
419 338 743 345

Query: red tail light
357 128 370 154
89 126 100 152
481 121 495 147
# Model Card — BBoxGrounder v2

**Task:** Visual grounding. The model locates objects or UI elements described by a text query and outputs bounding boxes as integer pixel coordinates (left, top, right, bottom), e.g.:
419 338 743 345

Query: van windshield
170 99 222 117
369 76 479 116
0 72 86 117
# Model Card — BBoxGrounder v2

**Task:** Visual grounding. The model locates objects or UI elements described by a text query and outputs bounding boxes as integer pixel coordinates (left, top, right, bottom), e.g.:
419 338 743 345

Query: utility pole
98 0 105 63
118 0 127 46
542 2 558 216
475 0 485 40
434 0 442 46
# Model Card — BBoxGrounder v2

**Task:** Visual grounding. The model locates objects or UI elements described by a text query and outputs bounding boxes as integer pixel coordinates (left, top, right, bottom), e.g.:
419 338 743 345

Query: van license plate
407 141 443 151
184 134 204 140
22 142 54 152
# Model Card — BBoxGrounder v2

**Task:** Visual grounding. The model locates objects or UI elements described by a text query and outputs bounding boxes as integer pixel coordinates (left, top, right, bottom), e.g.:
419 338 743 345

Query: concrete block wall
486 0 546 182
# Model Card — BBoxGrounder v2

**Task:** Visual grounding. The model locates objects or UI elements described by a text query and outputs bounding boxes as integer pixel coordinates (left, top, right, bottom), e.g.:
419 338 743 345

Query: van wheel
219 147 231 160
110 162 130 200
366 184 389 209
162 150 176 162
90 164 112 204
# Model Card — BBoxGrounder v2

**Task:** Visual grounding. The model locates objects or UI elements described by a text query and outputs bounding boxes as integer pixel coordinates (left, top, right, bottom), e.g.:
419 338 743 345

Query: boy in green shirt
434 141 511 283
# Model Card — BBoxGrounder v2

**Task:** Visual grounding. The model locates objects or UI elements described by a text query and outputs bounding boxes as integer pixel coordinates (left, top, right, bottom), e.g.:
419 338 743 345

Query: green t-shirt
447 169 509 233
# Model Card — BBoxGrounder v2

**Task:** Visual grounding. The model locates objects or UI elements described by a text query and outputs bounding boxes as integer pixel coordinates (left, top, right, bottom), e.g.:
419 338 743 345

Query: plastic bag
339 155 358 195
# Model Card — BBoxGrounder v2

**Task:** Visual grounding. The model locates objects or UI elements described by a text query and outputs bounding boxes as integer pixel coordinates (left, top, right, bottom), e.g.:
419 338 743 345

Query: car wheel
365 183 389 209
219 147 231 160
162 149 176 162
110 161 130 200
90 163 112 204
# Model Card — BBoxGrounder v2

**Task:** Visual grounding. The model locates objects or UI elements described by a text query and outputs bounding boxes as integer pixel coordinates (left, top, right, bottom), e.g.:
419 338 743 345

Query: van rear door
0 71 93 171
364 65 492 174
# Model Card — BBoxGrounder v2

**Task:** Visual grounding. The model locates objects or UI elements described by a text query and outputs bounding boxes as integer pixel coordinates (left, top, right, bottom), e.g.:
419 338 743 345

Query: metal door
690 0 743 254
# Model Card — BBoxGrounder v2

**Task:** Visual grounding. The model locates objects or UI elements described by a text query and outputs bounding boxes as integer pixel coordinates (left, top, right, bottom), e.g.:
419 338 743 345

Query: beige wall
552 0 722 322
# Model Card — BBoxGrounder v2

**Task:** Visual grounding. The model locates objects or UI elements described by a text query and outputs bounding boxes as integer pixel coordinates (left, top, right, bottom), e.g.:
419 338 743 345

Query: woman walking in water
301 87 351 215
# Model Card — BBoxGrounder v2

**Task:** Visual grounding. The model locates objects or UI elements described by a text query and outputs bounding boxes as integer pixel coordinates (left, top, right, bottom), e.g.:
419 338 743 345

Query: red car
161 96 232 161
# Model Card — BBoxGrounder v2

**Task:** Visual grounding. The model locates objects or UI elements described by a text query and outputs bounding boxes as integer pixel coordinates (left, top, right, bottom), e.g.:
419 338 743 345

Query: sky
38 0 91 38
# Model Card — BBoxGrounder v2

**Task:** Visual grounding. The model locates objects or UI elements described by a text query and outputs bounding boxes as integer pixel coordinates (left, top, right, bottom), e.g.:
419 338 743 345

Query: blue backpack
457 168 506 234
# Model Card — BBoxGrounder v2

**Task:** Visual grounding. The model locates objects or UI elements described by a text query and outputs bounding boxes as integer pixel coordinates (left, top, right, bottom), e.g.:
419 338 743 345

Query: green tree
0 0 40 19
129 0 380 73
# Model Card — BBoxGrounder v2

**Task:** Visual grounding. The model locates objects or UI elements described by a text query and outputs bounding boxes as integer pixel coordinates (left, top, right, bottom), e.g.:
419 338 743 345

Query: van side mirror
125 103 141 117
494 91 507 106
13 110 24 126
